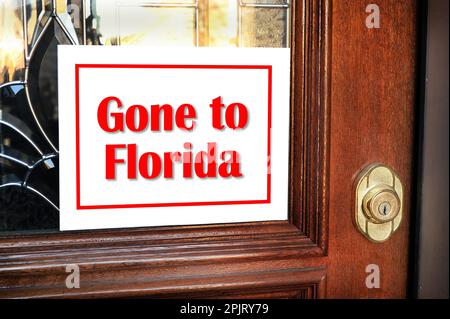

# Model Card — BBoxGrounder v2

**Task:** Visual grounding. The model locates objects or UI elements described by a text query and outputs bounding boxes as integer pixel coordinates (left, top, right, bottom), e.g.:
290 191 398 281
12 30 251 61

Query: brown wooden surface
326 0 417 298
0 0 418 298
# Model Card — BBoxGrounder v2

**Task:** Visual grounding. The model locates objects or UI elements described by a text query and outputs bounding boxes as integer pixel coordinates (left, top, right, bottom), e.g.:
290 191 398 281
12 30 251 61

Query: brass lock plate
354 164 403 243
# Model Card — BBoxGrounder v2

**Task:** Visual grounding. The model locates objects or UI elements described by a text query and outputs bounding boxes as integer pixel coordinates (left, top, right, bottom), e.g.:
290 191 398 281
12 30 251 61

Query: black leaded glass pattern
0 0 78 232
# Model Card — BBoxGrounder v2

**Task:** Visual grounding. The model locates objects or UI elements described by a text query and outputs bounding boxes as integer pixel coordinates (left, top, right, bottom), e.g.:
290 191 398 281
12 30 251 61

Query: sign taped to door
58 46 290 230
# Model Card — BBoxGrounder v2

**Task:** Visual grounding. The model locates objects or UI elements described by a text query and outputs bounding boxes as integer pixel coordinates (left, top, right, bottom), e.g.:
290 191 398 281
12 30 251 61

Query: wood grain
326 0 417 298
0 0 418 299
0 264 326 298
0 0 331 298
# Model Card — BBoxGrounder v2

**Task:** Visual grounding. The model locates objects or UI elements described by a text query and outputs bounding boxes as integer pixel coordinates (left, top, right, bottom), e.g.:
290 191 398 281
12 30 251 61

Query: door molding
0 0 332 298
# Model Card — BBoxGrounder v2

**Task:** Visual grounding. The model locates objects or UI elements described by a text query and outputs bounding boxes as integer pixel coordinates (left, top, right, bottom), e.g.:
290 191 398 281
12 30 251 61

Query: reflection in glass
1 81 59 232
117 6 196 46
240 6 288 47
86 0 290 47
0 185 59 232
0 0 24 83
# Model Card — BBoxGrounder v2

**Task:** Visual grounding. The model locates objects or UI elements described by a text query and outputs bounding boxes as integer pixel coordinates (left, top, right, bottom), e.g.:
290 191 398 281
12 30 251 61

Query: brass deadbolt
354 164 403 243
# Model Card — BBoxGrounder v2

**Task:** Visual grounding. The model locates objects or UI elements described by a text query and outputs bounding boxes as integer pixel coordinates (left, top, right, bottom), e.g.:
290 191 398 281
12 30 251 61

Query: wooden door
0 0 418 298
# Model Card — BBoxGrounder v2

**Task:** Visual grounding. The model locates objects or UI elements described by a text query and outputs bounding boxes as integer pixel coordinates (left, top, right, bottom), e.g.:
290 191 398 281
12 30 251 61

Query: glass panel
0 83 50 155
0 81 59 233
207 0 238 47
0 0 291 234
117 6 196 46
55 0 79 44
26 1 40 49
240 6 288 47
23 1 57 54
0 0 25 83
241 0 288 4
87 0 199 46
59 0 86 44
0 185 59 233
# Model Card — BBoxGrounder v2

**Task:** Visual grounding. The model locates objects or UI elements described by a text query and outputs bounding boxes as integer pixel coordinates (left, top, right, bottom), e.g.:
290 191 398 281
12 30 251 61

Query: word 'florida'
105 143 242 180
97 96 246 180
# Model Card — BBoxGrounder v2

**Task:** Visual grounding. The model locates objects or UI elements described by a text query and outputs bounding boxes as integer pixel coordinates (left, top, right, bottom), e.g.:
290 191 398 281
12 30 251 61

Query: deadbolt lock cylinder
362 185 401 224
354 164 403 243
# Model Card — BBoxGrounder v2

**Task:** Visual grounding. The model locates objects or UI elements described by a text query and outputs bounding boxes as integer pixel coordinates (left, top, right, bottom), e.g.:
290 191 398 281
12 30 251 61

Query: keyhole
378 202 391 216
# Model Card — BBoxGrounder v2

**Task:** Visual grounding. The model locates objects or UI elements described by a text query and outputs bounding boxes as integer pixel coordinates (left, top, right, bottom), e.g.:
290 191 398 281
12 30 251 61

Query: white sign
58 46 290 231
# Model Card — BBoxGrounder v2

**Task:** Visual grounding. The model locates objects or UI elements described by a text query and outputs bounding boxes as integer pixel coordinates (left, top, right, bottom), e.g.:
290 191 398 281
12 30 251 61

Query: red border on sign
75 64 272 210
